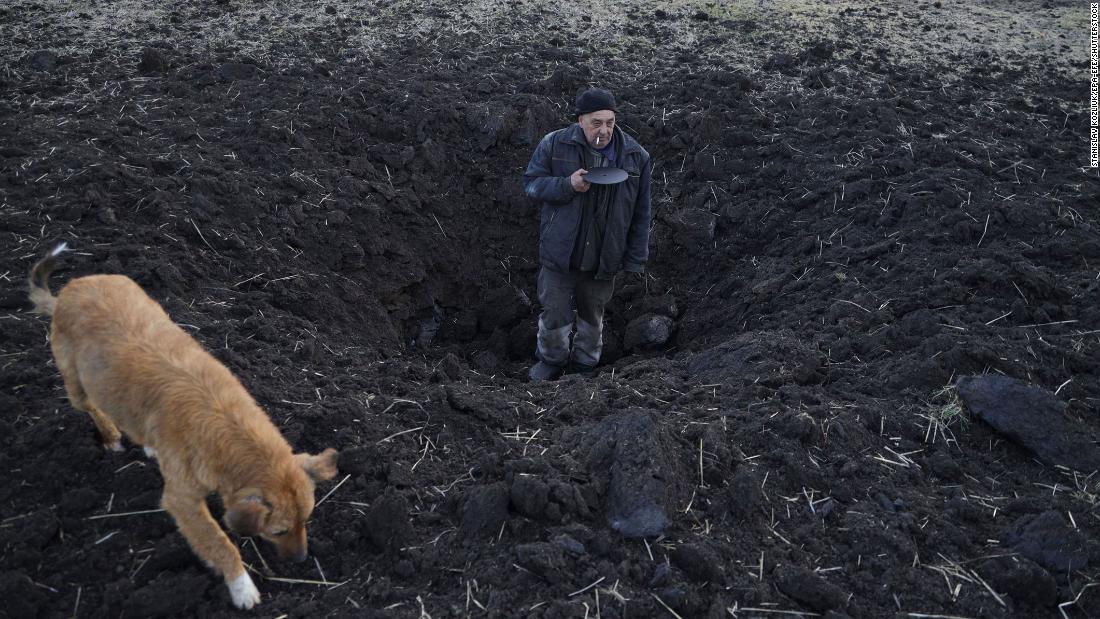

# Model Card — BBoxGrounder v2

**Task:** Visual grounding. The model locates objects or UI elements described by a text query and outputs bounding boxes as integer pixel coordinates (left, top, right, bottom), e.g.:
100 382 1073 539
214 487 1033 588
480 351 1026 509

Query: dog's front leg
162 487 261 609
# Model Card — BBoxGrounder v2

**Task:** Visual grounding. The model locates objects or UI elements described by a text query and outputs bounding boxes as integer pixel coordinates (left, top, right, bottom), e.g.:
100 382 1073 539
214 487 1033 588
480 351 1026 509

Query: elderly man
522 88 654 381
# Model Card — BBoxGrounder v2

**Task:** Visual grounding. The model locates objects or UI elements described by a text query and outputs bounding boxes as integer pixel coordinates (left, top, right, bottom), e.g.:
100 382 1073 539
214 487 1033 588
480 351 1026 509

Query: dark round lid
584 168 629 185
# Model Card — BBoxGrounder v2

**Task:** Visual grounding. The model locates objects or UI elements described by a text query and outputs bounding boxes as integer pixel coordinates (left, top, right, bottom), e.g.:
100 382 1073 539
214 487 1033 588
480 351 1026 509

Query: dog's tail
28 243 68 316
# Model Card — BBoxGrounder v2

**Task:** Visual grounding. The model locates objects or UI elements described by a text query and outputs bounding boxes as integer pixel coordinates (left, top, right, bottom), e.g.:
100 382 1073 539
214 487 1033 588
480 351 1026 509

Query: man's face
579 110 616 148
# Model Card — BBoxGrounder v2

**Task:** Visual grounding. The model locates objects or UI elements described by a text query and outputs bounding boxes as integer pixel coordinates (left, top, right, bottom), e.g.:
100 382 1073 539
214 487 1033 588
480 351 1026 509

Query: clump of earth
1 0 1098 617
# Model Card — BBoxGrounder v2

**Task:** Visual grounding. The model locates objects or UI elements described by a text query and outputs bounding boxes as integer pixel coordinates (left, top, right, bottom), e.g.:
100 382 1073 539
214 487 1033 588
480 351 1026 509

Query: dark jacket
523 124 653 277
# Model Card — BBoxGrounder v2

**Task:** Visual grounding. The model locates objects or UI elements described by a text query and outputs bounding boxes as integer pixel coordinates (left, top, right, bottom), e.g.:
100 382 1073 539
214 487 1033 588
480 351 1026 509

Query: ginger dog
29 244 338 609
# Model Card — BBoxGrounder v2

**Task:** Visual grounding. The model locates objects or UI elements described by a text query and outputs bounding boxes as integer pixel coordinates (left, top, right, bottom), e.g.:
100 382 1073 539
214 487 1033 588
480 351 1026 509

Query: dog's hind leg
161 486 261 609
53 341 123 451
85 405 123 452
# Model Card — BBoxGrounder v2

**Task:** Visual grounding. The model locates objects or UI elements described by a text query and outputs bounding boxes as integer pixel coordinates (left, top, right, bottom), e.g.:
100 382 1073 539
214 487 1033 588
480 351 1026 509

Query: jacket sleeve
523 133 575 205
622 156 653 273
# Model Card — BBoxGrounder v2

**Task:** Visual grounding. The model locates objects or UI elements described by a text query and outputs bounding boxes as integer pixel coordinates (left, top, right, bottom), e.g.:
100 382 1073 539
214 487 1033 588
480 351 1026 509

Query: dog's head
224 447 339 562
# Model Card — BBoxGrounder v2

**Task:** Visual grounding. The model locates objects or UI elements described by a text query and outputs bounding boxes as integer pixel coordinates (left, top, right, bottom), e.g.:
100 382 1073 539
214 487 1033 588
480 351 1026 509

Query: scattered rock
800 39 836 62
217 61 259 81
927 450 961 481
649 561 671 587
58 487 100 515
17 509 58 549
514 542 566 582
670 543 724 583
1001 510 1090 572
138 47 170 74
957 375 1100 473
0 571 47 618
657 585 688 610
668 207 717 248
623 314 674 351
143 538 200 579
368 144 416 169
802 67 835 89
361 489 412 553
578 410 690 538
509 475 551 520
338 446 381 476
394 559 415 578
96 207 117 224
27 50 58 72
775 411 815 442
446 384 514 426
123 572 209 617
1003 496 1049 516
470 349 501 372
687 330 822 386
0 146 30 159
552 534 586 556
775 565 846 612
464 101 521 150
386 461 414 487
0 289 23 310
977 556 1057 607
763 52 798 75
438 352 463 380
712 468 760 523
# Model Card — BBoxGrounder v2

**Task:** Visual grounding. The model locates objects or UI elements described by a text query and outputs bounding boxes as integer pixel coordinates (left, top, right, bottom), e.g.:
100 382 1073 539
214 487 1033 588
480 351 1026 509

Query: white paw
105 440 124 453
143 446 157 459
228 572 261 610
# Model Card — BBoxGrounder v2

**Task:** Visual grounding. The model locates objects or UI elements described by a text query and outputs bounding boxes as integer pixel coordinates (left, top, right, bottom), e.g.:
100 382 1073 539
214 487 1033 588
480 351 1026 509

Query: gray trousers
535 267 616 367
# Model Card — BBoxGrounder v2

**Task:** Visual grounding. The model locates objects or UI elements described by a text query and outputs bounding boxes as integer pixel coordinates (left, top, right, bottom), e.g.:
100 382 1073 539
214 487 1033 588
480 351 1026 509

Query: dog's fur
29 245 338 609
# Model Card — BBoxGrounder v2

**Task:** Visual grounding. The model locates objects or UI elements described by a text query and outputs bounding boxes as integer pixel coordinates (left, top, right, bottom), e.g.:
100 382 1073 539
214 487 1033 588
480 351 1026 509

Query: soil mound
1 0 1098 617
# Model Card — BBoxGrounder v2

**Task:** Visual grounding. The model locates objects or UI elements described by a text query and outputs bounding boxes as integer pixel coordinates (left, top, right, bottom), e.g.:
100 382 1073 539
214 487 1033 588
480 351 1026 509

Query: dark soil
2 0 1100 617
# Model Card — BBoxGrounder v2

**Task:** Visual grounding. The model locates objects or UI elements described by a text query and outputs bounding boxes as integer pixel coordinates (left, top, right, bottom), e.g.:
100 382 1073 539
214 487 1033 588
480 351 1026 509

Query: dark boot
564 361 597 378
528 361 564 382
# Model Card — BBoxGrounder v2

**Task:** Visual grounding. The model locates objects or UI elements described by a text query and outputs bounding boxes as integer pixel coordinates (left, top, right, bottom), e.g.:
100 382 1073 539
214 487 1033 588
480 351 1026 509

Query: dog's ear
295 448 339 482
224 491 267 537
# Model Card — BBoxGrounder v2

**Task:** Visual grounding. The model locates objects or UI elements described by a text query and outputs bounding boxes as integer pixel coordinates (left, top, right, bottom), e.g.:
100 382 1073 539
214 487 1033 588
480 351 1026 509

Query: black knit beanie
574 88 617 117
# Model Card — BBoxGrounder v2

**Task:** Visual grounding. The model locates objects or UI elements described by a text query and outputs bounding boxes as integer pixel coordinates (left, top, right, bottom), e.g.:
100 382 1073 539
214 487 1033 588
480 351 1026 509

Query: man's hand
570 169 590 193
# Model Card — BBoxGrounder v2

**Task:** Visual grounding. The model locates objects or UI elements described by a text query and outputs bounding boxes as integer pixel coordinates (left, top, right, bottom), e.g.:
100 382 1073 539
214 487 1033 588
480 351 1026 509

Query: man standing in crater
523 88 653 381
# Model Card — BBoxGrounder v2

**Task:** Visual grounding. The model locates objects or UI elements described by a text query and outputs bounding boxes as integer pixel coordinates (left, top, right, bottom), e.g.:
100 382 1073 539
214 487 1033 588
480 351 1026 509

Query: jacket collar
564 123 643 155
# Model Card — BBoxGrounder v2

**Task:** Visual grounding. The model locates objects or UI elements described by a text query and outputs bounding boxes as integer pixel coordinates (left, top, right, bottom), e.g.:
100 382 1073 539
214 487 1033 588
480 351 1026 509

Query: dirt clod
1001 510 1092 573
460 482 509 539
958 375 1100 472
623 313 674 351
2 0 1097 616
775 565 847 612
